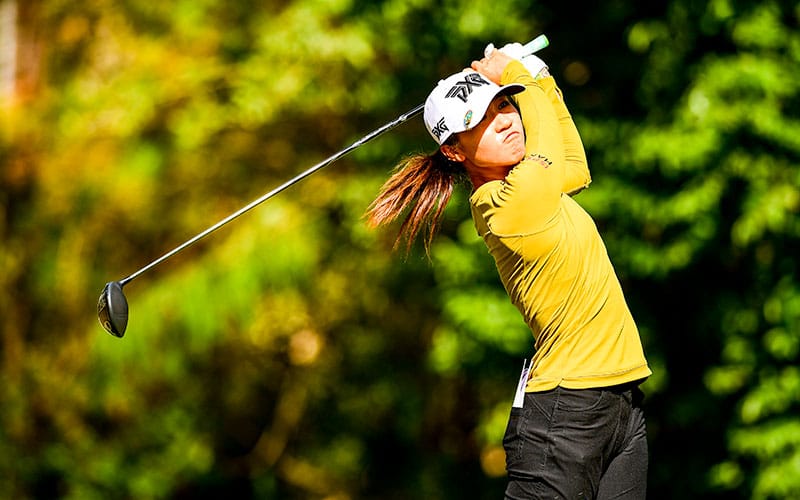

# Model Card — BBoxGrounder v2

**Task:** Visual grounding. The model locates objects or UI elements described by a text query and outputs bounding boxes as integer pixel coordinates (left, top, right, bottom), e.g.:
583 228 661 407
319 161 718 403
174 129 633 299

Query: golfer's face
456 95 525 170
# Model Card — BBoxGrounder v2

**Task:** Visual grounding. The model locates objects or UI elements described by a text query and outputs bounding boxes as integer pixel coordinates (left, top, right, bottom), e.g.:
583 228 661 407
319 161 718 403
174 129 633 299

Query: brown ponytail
365 148 466 255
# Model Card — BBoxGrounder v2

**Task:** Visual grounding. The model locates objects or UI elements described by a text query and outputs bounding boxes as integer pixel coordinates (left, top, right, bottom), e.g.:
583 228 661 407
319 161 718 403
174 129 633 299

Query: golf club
97 34 550 337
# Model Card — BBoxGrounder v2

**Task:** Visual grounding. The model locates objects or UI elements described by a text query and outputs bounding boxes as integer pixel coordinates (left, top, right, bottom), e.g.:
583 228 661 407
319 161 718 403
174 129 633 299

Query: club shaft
119 104 424 286
118 34 550 287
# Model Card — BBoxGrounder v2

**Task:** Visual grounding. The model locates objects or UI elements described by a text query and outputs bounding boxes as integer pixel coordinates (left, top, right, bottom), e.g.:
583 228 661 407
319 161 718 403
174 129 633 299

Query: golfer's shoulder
469 179 506 209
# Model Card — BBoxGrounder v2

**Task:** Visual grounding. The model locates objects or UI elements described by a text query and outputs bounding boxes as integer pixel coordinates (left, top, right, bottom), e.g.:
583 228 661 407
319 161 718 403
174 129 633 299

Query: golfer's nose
495 112 512 131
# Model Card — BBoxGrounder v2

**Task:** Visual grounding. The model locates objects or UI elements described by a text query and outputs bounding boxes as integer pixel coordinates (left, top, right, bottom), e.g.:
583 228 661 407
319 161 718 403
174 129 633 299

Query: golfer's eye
498 98 511 110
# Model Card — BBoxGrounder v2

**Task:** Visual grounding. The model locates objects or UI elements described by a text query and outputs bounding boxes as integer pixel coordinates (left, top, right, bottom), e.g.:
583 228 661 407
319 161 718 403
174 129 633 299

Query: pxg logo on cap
424 71 524 145
445 73 491 103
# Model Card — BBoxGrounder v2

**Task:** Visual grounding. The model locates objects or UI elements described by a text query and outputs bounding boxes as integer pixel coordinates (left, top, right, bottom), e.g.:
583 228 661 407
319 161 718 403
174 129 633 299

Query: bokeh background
1 0 799 498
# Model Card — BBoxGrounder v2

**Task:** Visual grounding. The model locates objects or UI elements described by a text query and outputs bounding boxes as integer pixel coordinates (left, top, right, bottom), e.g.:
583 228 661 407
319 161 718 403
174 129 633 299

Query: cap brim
499 82 526 96
463 82 526 132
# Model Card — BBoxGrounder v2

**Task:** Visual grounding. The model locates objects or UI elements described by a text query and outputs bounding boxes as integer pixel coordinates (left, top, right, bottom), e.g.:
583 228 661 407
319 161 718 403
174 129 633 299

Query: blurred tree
578 2 800 498
0 0 798 499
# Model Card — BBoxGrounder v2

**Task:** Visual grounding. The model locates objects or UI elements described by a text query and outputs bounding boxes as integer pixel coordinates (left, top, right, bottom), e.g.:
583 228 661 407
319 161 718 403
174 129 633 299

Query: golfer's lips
503 130 522 144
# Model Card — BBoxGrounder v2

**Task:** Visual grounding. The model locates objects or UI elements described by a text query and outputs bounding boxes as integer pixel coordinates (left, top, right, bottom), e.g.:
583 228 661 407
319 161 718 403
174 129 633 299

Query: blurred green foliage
1 0 799 498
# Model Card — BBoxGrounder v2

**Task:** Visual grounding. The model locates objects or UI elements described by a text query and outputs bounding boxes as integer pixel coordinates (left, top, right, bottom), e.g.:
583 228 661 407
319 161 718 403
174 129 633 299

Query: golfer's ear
440 144 465 162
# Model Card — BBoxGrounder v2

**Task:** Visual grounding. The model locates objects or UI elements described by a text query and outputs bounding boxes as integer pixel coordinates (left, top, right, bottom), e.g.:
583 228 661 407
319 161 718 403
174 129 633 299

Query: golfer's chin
508 144 526 164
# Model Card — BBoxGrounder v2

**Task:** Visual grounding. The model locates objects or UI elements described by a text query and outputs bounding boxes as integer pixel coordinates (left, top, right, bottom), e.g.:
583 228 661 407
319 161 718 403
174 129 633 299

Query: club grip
522 34 549 56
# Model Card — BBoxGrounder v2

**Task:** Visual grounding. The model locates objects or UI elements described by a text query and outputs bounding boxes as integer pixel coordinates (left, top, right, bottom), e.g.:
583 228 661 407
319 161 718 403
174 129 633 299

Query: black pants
503 384 648 499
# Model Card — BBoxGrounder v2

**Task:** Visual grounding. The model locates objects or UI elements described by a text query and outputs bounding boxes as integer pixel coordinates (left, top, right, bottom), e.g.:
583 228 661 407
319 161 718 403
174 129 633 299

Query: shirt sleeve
472 61 589 237
504 61 591 193
535 75 592 196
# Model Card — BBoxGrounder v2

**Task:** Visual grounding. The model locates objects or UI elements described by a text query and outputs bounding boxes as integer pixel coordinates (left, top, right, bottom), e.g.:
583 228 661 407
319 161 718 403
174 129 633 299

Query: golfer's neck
467 164 512 190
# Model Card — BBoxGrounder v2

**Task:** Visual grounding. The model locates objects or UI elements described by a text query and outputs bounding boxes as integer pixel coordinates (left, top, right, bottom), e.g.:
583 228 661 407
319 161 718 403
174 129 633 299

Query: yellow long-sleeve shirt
469 61 651 392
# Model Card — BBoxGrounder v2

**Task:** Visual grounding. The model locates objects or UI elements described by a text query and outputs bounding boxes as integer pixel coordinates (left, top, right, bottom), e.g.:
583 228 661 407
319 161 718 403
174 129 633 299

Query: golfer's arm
505 62 591 196
481 61 564 236
538 76 591 195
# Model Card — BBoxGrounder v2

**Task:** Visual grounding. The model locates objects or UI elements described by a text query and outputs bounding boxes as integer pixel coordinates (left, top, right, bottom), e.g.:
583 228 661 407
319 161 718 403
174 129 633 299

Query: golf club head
97 281 129 337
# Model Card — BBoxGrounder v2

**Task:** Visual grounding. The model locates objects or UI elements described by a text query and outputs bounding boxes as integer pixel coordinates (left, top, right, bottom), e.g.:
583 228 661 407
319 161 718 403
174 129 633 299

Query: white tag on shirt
512 359 531 408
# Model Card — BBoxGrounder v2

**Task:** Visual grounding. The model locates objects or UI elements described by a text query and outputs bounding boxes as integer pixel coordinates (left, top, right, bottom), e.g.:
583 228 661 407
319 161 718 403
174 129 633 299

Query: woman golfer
366 45 651 499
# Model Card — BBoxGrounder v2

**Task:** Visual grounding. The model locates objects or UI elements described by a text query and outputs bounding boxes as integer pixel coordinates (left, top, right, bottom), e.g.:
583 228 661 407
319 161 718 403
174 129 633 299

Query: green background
1 0 799 498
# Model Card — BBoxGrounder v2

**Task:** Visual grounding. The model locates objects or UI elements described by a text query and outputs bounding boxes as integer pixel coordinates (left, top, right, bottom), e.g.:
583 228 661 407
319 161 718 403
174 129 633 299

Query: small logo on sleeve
526 153 552 168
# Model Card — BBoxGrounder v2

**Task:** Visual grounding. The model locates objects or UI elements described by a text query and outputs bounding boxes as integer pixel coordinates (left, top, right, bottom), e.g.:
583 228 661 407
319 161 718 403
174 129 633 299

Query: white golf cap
423 71 525 145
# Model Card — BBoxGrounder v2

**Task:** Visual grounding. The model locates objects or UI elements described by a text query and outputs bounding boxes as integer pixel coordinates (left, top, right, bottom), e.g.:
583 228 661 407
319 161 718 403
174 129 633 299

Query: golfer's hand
471 49 514 85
